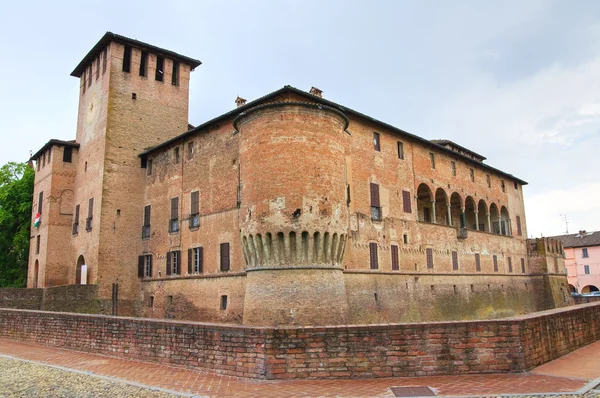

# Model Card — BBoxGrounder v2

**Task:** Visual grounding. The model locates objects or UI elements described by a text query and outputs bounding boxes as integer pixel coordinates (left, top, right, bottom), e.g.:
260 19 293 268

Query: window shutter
369 242 378 269
191 191 199 214
402 190 412 213
149 255 153 276
144 205 151 226
74 205 80 223
493 255 498 272
370 183 380 207
198 247 204 273
508 257 513 272
176 250 181 274
426 248 433 269
391 245 399 270
452 251 458 270
166 252 172 275
138 256 144 278
171 197 179 220
38 192 43 214
475 253 481 271
88 198 94 218
516 216 522 236
188 248 193 274
221 243 230 271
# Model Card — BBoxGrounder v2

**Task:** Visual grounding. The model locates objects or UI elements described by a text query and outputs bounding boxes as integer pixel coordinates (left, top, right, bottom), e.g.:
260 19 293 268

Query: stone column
486 213 491 233
431 200 436 224
460 208 466 229
474 210 479 231
447 204 452 226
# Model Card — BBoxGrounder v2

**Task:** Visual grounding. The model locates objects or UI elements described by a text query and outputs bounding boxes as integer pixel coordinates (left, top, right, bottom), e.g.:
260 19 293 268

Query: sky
1 0 599 237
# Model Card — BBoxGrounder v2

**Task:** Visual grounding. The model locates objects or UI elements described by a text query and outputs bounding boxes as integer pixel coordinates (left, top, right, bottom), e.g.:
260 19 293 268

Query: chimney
309 87 323 98
235 96 247 107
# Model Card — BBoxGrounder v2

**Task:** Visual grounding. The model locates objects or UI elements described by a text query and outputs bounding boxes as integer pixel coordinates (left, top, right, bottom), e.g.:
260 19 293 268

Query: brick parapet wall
0 303 599 380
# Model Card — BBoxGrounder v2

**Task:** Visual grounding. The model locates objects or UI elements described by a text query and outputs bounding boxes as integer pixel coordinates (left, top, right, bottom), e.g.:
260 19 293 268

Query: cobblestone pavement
0 339 598 397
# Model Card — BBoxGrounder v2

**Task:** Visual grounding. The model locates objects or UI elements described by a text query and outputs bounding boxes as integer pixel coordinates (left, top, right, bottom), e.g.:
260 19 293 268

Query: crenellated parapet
527 237 565 274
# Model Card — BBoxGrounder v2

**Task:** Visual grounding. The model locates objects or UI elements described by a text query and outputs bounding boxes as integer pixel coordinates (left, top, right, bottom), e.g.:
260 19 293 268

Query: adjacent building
27 32 570 326
552 230 600 293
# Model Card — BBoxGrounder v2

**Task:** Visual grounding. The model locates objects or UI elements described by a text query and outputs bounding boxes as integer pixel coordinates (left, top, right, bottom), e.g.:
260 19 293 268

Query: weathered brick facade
27 32 570 326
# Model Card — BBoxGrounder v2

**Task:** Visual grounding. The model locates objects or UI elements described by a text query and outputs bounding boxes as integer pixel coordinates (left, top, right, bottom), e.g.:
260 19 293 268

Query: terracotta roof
31 139 79 161
549 231 600 248
71 32 202 78
430 139 486 161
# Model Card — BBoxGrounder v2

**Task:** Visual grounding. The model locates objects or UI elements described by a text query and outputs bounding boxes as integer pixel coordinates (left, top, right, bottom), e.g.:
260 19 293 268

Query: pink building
553 230 600 293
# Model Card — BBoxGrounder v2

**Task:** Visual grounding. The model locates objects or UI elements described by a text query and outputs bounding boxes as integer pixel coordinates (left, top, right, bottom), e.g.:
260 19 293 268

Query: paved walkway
0 338 598 397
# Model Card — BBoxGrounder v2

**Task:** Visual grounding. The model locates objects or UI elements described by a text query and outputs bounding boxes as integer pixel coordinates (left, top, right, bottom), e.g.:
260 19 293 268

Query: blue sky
1 0 599 237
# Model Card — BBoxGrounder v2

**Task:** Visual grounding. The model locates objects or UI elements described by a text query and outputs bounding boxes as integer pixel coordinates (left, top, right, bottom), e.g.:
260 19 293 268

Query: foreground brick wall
1 303 598 380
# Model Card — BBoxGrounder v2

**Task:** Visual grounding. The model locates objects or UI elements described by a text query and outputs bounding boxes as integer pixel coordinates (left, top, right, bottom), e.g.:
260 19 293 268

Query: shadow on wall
0 285 109 314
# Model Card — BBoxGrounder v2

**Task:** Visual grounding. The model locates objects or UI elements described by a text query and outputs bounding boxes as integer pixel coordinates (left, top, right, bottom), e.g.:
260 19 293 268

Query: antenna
560 214 569 234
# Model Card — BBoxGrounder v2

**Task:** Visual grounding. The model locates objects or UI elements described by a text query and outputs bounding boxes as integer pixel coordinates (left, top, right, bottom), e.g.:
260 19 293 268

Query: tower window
63 147 72 163
470 168 475 182
36 235 40 254
220 243 230 271
172 61 180 86
475 253 481 271
373 132 381 151
123 45 132 73
139 51 148 77
426 248 434 269
220 295 228 310
397 141 404 159
370 183 382 221
391 245 399 270
155 56 164 81
174 147 180 164
451 161 456 176
429 152 435 169
102 48 107 74
96 57 100 80
369 242 378 269
169 197 179 233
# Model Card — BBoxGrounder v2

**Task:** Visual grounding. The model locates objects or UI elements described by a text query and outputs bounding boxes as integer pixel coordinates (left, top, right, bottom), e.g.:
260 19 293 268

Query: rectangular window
188 247 203 274
452 251 458 270
501 180 506 193
397 141 404 159
369 242 378 269
138 255 152 278
169 197 179 233
508 257 513 273
155 56 164 81
188 142 194 160
72 204 80 235
373 132 381 151
451 161 456 176
142 205 151 239
426 248 434 269
521 258 526 273
493 255 498 272
139 51 148 77
514 181 518 190
147 160 153 176
38 191 43 214
403 234 408 244
583 248 589 258
86 198 93 231
36 235 40 254
584 265 590 275
166 250 180 275
402 190 412 213
47 149 51 163
190 191 200 229
172 61 180 85
391 245 399 270
470 168 475 182
174 147 180 164
486 175 491 188
220 295 228 310
370 183 382 221
475 253 481 271
63 147 72 163
429 152 435 169
516 216 522 236
122 45 131 73
82 71 87 94
102 48 107 74
220 242 230 271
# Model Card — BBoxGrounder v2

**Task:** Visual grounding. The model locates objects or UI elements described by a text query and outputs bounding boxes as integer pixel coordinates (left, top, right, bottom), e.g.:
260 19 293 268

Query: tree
0 162 34 287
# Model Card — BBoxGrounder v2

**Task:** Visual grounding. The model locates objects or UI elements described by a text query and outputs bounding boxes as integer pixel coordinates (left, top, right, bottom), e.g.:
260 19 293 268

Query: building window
452 251 458 270
470 168 475 182
155 56 164 81
583 248 589 258
139 51 148 77
172 61 180 85
166 250 181 275
370 183 382 221
188 247 203 274
508 257 513 273
493 255 498 272
423 207 431 223
403 234 408 244
584 265 590 275
516 216 522 236
88 66 92 87
36 235 40 254
86 198 93 231
72 204 80 235
169 197 179 233
174 147 180 164
147 160 153 176
369 242 378 269
220 295 228 310
188 142 194 160
486 175 491 188
391 245 399 270
451 161 456 176
521 258 526 273
373 132 381 151
402 190 412 213
429 152 435 169
220 242 230 271
122 45 131 73
514 181 518 190
138 255 152 278
142 205 151 239
501 180 506 193
38 191 43 215
102 48 107 74
397 141 404 159
190 191 200 229
475 253 481 272
426 248 434 269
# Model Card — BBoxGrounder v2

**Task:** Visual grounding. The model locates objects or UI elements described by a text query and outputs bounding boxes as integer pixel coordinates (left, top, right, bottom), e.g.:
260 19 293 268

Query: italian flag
33 213 41 228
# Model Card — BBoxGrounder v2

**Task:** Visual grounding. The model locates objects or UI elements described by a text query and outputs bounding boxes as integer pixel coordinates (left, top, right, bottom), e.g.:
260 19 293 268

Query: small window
102 48 107 74
38 191 43 215
373 132 381 151
169 197 179 233
72 204 80 235
516 216 522 236
220 295 228 310
96 57 100 80
36 235 40 254
190 191 200 229
47 149 51 163
470 168 475 182
397 141 404 159
139 51 148 77
220 242 230 271
493 255 498 272
142 205 151 239
369 242 378 269
391 245 399 270
452 251 458 270
429 152 435 169
122 45 132 73
86 198 94 231
82 70 87 95
475 253 481 272
147 160 153 176
426 248 434 269
402 190 412 213
174 147 180 164
508 257 513 273
486 175 491 188
87 66 92 87
521 258 526 273
514 181 518 190
403 234 408 244
501 180 506 193
584 265 590 275
172 61 180 85
451 161 456 176
582 248 589 258
155 56 164 81
149 296 154 307
188 142 194 160
370 183 382 221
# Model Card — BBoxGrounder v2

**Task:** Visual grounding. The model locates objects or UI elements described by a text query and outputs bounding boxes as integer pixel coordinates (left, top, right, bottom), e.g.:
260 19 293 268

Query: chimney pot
309 87 323 98
235 96 247 107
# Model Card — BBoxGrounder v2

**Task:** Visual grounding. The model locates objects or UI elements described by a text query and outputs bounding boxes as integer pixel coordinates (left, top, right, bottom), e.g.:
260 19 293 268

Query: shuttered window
508 257 513 273
516 216 522 236
521 258 526 273
370 183 382 221
402 190 412 213
452 251 458 270
475 253 481 271
391 245 399 270
188 247 203 274
167 250 180 275
426 248 434 269
190 191 200 229
142 205 151 239
169 197 179 232
493 255 498 272
220 243 230 271
369 242 378 269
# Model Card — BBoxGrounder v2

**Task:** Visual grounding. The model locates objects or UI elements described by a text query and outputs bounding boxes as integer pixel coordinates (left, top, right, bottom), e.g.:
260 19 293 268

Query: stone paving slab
0 338 598 397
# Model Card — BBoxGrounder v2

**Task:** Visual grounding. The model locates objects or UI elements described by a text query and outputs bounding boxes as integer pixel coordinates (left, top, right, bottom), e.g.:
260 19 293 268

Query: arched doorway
581 285 599 294
76 255 87 285
33 260 39 288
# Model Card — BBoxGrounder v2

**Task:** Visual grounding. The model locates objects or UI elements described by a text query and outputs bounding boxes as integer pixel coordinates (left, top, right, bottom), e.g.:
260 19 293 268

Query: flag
34 213 41 228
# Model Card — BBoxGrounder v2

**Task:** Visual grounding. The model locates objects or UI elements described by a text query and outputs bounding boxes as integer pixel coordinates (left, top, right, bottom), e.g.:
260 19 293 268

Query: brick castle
28 32 570 326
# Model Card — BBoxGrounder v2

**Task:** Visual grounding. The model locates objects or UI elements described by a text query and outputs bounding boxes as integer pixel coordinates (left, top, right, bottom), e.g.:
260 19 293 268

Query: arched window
417 183 434 223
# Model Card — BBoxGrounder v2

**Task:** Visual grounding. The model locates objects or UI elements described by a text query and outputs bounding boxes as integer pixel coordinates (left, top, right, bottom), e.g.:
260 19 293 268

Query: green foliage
0 162 34 287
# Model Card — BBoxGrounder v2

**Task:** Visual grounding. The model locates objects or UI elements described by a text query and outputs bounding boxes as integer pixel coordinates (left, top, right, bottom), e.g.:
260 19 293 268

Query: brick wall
1 302 599 380
0 285 104 314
